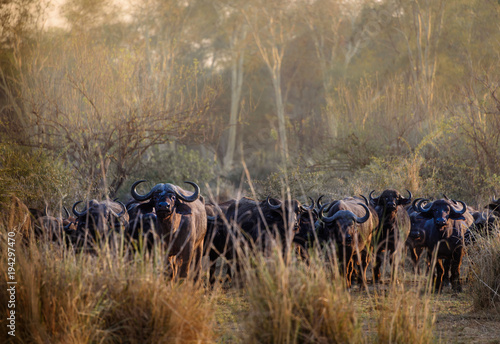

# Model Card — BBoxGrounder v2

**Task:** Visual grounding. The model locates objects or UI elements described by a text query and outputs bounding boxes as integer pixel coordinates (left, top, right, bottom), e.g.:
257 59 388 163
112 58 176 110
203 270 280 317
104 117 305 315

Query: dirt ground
214 281 500 343
431 288 500 344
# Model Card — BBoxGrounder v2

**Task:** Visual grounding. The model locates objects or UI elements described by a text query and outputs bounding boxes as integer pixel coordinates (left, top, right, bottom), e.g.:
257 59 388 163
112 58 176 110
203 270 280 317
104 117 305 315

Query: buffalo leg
373 249 383 283
345 259 354 288
442 258 451 288
450 247 464 292
191 244 204 281
433 258 444 293
177 246 194 279
357 250 370 286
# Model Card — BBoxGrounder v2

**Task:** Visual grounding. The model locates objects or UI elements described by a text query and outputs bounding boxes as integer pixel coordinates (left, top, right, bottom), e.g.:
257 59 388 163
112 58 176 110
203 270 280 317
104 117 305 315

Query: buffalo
316 198 378 288
409 198 470 292
203 196 313 283
204 198 239 283
72 199 129 247
369 189 412 282
405 198 429 272
125 198 157 248
35 207 77 243
131 180 207 279
292 196 320 260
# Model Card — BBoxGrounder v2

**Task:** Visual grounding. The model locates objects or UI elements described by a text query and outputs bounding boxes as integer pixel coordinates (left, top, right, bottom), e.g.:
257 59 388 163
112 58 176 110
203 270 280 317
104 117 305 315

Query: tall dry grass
0 225 215 344
467 230 500 314
239 245 362 344
374 284 435 344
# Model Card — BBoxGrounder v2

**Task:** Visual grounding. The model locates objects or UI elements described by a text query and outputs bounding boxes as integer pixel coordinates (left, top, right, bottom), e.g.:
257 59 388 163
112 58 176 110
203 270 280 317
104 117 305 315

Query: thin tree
242 1 297 163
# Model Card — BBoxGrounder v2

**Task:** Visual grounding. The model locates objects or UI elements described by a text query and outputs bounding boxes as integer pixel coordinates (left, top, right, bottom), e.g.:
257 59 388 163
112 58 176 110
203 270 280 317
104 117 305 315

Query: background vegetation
1 0 499 208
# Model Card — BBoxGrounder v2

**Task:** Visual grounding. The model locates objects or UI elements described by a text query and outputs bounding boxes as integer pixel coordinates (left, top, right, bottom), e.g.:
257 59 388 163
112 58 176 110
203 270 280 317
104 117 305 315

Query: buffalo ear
370 197 380 206
399 197 412 206
176 203 192 215
450 213 465 221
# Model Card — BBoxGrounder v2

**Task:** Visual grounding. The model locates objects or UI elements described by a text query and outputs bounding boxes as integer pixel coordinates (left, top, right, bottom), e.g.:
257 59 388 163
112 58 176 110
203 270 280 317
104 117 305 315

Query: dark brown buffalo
405 198 429 272
369 189 412 282
316 198 378 288
292 197 319 258
131 180 207 279
485 197 500 216
125 199 157 247
410 198 469 292
203 197 312 283
72 199 129 246
469 197 500 238
203 198 238 283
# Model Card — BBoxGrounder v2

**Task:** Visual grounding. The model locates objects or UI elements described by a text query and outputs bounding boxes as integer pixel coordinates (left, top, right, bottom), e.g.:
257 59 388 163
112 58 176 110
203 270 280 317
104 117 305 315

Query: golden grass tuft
0 226 215 344
467 231 500 314
374 284 435 344
240 247 362 344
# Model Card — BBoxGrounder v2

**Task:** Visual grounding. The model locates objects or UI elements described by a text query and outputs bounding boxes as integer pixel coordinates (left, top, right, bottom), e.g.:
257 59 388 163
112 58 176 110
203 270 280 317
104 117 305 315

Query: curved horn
175 181 200 203
316 195 325 209
300 196 315 211
63 206 70 219
319 203 343 223
131 180 155 202
354 203 371 223
411 197 424 209
369 190 377 204
405 189 412 201
416 199 432 213
110 201 127 217
450 200 467 215
266 196 282 210
72 201 88 217
359 194 369 205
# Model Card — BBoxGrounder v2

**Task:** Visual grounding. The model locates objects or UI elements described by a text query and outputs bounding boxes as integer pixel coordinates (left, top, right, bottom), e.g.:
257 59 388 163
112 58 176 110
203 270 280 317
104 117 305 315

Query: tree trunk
223 28 246 171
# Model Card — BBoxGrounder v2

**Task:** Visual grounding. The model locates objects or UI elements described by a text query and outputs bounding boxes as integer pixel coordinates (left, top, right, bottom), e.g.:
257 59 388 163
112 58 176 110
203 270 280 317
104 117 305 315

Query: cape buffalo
203 196 313 283
369 189 412 282
35 207 77 243
131 180 207 279
72 199 129 246
316 198 378 288
411 198 470 292
125 198 157 247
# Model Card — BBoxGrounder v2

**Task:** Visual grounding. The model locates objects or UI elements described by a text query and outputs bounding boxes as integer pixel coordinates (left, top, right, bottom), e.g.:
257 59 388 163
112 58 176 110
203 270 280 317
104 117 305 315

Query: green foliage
353 154 440 198
0 144 74 209
254 166 326 201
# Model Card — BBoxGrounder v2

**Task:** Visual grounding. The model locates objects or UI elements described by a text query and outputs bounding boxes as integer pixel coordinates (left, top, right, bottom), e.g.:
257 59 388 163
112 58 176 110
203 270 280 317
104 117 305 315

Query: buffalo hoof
442 277 451 288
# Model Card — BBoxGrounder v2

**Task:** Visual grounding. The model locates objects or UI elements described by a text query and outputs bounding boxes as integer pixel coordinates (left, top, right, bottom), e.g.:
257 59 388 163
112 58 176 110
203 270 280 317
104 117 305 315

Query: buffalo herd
30 181 500 292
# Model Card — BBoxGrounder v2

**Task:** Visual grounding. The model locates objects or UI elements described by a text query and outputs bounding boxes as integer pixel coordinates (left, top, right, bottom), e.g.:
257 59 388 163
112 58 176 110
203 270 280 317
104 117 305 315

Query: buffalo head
416 198 466 228
72 199 128 238
131 180 200 217
317 201 371 246
369 189 412 211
